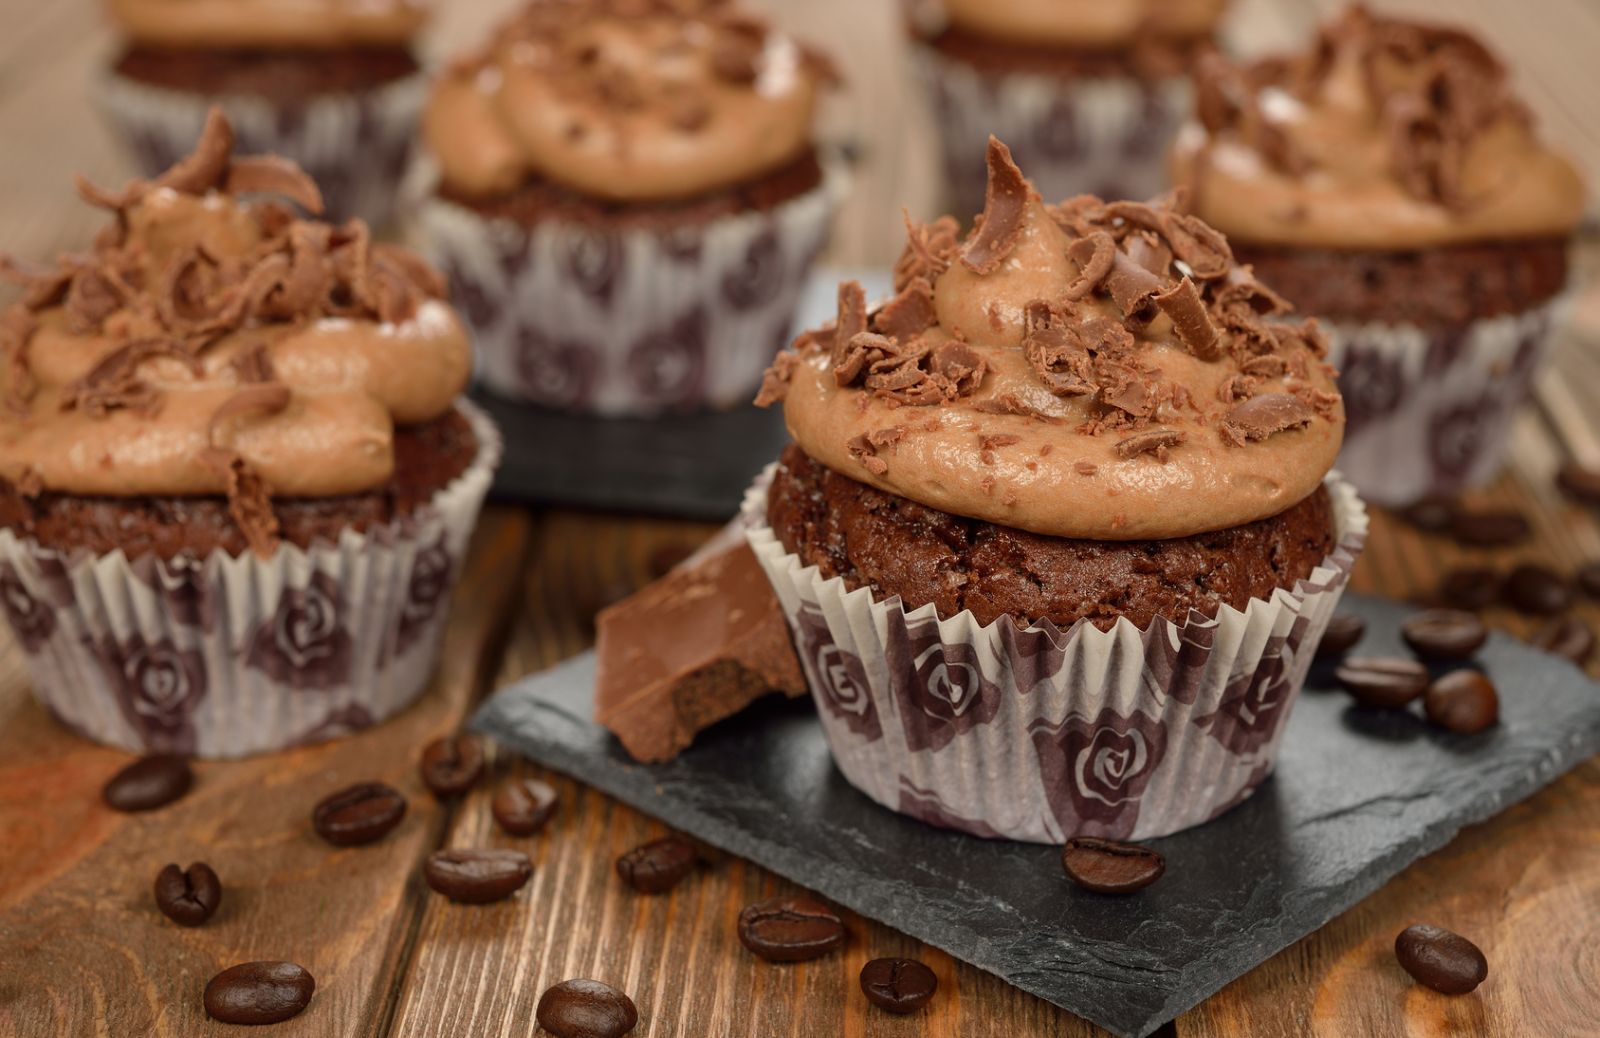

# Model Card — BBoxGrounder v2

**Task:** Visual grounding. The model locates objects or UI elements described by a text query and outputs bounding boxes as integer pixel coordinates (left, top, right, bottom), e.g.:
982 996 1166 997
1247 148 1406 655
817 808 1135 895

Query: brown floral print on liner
246 570 354 691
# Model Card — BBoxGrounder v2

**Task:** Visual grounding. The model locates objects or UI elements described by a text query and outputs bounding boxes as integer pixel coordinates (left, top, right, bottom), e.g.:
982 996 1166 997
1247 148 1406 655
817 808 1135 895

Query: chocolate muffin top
424 0 836 203
106 0 427 50
1170 6 1585 249
757 138 1344 541
0 109 471 554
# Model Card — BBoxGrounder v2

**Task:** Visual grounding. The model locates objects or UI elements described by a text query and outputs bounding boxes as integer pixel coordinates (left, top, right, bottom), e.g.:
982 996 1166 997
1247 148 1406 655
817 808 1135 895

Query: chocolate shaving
960 137 1031 275
894 212 959 291
1221 392 1314 445
868 426 905 449
1022 301 1094 397
970 392 1061 423
980 433 1020 451
871 278 936 342
1 303 38 413
0 254 73 310
1115 427 1184 460
846 434 889 476
1063 233 1115 301
224 155 326 215
1154 277 1220 360
1104 250 1163 321
835 331 896 386
64 267 126 334
1123 231 1174 278
213 453 280 558
64 338 203 418
828 280 868 375
1074 460 1097 476
154 107 235 196
754 349 798 407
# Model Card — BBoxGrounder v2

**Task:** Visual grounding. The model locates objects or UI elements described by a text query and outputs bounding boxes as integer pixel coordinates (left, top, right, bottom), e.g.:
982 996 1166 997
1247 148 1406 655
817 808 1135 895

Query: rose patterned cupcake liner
743 467 1368 843
92 68 426 228
1327 297 1566 507
0 402 501 759
913 44 1189 217
414 162 847 417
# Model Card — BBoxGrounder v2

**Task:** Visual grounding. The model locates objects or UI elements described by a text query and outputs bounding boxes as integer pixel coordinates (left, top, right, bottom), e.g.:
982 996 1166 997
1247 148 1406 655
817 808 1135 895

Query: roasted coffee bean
1437 566 1502 611
1400 609 1488 662
102 754 192 812
419 734 485 798
1450 509 1530 548
860 958 938 1014
424 848 533 903
1556 463 1600 506
616 836 698 894
1335 657 1431 709
1394 924 1488 995
738 896 846 962
1315 614 1366 659
1502 563 1572 616
1425 671 1500 734
491 777 558 836
1060 837 1165 893
313 782 406 847
203 961 315 1025
1400 497 1456 533
1531 615 1596 666
1578 562 1600 600
153 862 221 926
535 979 639 1038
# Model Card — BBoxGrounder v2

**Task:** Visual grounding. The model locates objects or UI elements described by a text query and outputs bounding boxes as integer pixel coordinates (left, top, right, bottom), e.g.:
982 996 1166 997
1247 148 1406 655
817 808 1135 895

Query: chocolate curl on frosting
828 280 868 380
1063 233 1115 301
960 137 1032 276
155 108 235 196
1154 278 1220 360
871 277 936 342
63 338 204 418
225 156 325 215
203 383 292 556
0 304 38 414
1220 392 1314 446
894 212 960 292
1022 301 1094 398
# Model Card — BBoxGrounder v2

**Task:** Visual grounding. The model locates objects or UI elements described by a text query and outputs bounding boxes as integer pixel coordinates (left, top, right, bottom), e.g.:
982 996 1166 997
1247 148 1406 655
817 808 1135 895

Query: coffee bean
1556 462 1600 506
1400 609 1488 662
1315 614 1365 659
153 862 221 926
1424 671 1499 734
1060 837 1165 894
616 836 698 894
860 958 938 1014
1502 563 1572 616
1437 566 1502 611
1531 615 1596 666
535 979 638 1038
1450 509 1530 548
419 734 485 798
102 754 192 812
738 896 846 962
1401 497 1456 533
313 782 406 847
1578 562 1600 600
1335 657 1430 709
1394 924 1488 995
423 848 532 903
203 961 315 1025
492 777 558 836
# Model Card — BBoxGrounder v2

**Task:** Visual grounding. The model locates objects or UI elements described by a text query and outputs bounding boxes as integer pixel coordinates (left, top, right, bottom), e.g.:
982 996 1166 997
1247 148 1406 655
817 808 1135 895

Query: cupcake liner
743 466 1368 843
1327 297 1567 507
92 67 426 228
0 402 501 759
913 43 1189 215
414 161 847 417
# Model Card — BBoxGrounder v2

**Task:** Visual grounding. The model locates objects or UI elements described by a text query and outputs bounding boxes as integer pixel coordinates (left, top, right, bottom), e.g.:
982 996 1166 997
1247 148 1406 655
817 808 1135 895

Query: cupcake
417 0 843 416
908 0 1227 217
745 138 1366 843
0 110 499 758
94 0 429 227
1169 7 1586 506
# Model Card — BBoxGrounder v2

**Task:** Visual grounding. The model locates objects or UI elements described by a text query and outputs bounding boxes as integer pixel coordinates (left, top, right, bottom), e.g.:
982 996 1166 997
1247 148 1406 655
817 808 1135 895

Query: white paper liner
414 161 847 417
913 43 1189 216
0 402 501 759
92 68 426 229
1325 297 1566 507
743 466 1369 843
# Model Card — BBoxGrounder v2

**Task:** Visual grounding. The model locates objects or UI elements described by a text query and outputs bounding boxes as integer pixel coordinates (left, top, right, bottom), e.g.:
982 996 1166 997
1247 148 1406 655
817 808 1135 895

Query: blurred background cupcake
907 0 1228 218
93 0 430 228
1170 6 1586 507
416 0 844 417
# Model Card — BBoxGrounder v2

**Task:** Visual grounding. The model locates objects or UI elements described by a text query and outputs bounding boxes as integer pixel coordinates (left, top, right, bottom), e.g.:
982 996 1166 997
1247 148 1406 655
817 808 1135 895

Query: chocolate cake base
766 445 1335 630
113 46 419 101
0 409 478 560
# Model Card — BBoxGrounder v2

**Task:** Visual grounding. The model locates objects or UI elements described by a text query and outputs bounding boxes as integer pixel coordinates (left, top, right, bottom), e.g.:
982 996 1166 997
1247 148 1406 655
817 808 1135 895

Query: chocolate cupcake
1170 7 1586 506
94 0 428 227
744 139 1366 842
0 111 499 758
416 0 844 416
908 0 1227 216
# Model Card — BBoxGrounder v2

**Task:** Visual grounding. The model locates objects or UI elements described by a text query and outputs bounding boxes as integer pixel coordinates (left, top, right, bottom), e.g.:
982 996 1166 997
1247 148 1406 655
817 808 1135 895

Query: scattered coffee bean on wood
1060 837 1165 894
102 754 192 812
1437 567 1501 611
1336 657 1431 709
1400 610 1488 662
419 734 485 798
424 848 533 903
1555 463 1600 506
616 836 698 894
1424 671 1500 734
1315 614 1365 659
1578 562 1600 600
1450 509 1530 548
535 979 639 1038
1400 498 1456 533
860 958 939 1014
1530 615 1596 666
491 777 558 836
738 896 846 962
203 961 315 1025
312 782 407 847
153 862 221 927
1502 563 1572 616
1394 924 1488 995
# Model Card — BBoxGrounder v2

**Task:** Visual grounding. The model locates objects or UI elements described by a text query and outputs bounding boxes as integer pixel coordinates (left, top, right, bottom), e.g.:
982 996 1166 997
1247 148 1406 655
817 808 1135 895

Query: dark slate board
472 592 1600 1038
476 269 894 519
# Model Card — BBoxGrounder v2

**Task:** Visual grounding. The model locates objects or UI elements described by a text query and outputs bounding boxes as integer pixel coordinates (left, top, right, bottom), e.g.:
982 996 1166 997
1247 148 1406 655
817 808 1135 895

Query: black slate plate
472 593 1600 1038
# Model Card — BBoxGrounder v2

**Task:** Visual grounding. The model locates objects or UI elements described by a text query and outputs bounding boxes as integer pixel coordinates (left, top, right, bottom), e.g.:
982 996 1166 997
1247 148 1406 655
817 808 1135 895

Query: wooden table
3 1 1600 1036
